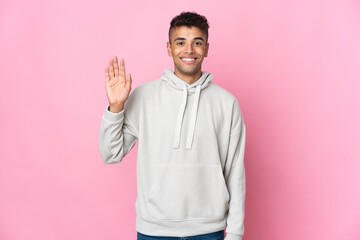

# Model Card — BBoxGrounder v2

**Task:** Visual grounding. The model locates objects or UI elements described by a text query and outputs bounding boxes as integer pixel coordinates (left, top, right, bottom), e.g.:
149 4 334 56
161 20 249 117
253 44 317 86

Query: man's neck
174 69 202 85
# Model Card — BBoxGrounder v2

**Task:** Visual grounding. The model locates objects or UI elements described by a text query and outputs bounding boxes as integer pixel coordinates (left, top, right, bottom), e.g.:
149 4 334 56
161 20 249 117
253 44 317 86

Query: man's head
167 11 210 82
168 11 209 44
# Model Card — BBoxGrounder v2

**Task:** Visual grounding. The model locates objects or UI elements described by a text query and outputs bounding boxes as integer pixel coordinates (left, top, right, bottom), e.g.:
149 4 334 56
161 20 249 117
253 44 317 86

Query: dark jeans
137 230 224 240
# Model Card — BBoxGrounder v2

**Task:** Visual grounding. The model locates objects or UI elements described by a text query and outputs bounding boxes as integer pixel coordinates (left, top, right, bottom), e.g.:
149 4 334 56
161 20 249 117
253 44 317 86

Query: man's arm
98 55 138 164
98 105 138 164
223 101 246 240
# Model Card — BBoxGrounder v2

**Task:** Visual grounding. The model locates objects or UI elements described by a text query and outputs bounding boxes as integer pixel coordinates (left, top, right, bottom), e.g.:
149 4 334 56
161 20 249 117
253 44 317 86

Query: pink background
1 0 359 239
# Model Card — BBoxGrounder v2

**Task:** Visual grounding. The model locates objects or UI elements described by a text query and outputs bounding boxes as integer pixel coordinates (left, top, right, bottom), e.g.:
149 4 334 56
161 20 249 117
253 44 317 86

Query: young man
99 12 246 240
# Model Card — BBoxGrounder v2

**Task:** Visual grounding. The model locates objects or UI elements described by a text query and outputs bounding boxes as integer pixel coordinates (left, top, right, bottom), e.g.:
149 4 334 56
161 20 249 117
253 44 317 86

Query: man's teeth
181 58 195 62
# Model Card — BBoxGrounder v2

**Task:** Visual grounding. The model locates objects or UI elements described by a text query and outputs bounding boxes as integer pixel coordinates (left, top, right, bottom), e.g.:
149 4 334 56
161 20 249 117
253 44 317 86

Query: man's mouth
180 57 197 64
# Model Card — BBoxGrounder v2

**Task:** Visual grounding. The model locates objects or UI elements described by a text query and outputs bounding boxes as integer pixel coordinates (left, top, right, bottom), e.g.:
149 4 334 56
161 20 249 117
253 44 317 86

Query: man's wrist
109 104 124 113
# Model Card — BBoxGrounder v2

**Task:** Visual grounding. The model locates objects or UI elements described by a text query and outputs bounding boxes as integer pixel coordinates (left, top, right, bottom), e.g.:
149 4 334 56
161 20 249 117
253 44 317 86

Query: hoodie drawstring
185 85 201 149
172 84 202 150
173 84 188 149
162 69 212 150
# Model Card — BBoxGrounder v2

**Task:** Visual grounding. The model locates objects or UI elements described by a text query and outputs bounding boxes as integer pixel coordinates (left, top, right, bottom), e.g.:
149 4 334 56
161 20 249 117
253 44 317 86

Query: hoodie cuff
103 105 124 122
224 233 243 240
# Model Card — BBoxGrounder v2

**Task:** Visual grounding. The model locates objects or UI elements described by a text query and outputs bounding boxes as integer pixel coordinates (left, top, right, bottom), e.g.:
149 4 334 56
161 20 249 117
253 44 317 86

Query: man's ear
167 42 173 57
204 42 209 57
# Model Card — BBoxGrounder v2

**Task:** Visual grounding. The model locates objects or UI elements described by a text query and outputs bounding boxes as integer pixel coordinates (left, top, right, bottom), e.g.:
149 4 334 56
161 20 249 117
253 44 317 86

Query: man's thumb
126 73 132 88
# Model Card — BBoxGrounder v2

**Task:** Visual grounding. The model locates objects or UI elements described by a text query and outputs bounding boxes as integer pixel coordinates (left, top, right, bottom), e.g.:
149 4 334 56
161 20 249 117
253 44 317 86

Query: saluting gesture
105 56 132 113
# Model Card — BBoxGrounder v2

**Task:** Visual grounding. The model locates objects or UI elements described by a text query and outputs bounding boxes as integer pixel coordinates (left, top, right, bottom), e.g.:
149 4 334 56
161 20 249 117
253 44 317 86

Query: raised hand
105 56 132 113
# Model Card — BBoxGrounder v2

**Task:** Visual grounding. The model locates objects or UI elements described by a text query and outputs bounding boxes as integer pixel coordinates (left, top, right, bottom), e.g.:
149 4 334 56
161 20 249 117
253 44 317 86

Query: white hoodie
98 69 246 240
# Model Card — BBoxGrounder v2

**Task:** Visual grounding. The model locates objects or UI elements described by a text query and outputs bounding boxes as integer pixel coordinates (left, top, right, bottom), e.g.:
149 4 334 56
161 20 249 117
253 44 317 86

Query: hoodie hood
161 69 213 150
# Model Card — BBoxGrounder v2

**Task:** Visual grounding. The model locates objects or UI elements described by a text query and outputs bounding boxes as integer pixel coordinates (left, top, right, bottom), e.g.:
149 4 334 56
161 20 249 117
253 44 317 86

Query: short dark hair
168 11 209 44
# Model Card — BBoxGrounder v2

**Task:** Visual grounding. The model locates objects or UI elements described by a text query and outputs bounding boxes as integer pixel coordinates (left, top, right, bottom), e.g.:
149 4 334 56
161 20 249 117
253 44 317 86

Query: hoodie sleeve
98 90 139 164
223 99 246 240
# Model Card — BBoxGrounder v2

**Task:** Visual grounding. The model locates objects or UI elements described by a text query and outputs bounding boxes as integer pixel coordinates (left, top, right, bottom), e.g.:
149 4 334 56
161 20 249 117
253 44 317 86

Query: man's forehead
174 37 205 42
171 26 205 40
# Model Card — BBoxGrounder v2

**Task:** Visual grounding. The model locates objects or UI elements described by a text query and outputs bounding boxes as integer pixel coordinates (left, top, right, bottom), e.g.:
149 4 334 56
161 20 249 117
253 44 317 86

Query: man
99 11 246 240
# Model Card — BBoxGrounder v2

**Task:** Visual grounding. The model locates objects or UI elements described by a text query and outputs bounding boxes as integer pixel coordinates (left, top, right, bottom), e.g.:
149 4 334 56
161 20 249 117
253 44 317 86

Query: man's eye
195 42 202 46
177 42 184 46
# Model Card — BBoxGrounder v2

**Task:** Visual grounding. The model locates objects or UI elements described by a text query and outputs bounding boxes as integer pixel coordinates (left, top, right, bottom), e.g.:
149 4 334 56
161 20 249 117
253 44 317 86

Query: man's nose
185 43 194 54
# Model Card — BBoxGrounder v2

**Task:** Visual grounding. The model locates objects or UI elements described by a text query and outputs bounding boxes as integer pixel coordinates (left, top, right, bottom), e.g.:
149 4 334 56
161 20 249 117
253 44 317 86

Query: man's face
167 26 209 79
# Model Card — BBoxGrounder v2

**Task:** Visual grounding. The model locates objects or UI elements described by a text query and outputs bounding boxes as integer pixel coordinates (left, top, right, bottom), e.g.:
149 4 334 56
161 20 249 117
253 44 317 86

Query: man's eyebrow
174 37 204 42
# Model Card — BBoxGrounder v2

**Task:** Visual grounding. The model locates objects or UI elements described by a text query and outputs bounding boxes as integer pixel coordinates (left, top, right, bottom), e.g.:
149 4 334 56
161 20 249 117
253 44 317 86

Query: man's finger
120 58 126 79
113 56 119 77
109 59 114 78
126 73 132 90
105 66 110 83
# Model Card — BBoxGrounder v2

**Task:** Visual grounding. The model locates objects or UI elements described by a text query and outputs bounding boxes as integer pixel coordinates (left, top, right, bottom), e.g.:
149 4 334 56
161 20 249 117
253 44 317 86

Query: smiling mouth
180 57 197 64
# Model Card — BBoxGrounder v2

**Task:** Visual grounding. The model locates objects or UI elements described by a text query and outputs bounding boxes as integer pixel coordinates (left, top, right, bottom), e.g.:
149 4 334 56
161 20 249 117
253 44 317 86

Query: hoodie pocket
146 164 230 221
